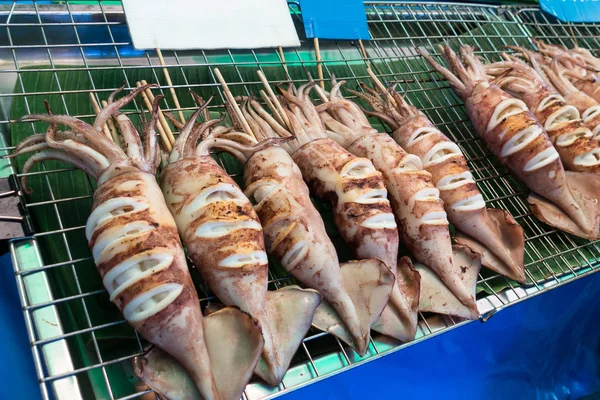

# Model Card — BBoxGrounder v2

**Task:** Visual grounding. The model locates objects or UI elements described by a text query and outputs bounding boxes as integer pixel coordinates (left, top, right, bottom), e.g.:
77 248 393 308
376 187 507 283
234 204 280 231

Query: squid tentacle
20 149 102 194
184 117 226 159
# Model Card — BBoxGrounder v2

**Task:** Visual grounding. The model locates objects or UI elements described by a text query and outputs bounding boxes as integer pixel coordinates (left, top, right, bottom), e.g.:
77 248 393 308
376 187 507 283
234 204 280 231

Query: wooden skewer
100 99 121 146
358 39 368 61
136 81 172 151
256 70 290 129
140 79 176 146
366 67 396 106
213 68 255 137
313 37 325 89
89 92 112 140
259 90 286 127
312 84 329 103
155 48 186 124
278 46 289 78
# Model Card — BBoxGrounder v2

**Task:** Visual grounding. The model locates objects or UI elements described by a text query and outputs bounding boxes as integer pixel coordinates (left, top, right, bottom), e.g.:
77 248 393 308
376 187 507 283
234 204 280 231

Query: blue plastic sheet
286 273 600 400
297 0 370 40
540 0 600 23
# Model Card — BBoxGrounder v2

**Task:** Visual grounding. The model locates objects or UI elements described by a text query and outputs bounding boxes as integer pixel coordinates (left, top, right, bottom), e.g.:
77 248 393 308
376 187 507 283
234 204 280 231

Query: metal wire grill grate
3 2 600 399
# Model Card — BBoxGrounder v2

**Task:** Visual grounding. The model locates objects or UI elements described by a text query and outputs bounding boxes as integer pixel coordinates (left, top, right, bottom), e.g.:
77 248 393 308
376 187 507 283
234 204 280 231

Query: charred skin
88 170 220 400
562 91 600 137
530 91 600 173
392 115 525 283
160 156 277 373
243 146 367 350
347 133 478 311
466 84 593 235
161 156 267 314
291 138 398 268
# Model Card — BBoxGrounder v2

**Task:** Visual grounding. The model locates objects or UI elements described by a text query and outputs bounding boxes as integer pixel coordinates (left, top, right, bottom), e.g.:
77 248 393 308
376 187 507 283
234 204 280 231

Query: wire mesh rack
3 1 600 399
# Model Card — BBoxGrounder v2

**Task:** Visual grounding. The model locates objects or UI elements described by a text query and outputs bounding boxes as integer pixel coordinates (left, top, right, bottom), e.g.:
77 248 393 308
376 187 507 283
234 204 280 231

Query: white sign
122 0 301 50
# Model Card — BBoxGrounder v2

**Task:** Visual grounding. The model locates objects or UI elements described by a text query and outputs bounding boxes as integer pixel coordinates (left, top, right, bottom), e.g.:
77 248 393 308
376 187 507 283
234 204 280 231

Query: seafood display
505 44 600 137
10 18 600 396
314 79 480 319
10 86 264 400
419 45 600 240
487 57 600 173
332 77 525 283
160 97 322 386
207 95 396 352
533 40 600 104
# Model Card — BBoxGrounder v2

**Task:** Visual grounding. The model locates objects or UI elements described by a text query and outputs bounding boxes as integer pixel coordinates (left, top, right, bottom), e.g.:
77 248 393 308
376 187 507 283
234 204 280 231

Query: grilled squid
207 97 395 353
333 79 525 283
542 59 600 138
487 58 600 172
160 100 321 386
419 45 600 240
11 86 264 400
532 40 600 103
314 80 480 320
506 44 600 138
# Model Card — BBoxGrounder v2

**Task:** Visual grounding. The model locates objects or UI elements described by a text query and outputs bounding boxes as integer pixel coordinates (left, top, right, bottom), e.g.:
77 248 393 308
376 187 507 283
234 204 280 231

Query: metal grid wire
3 1 600 399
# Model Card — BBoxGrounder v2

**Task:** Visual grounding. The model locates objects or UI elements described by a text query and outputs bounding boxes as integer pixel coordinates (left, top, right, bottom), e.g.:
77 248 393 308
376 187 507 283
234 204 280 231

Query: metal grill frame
3 1 600 399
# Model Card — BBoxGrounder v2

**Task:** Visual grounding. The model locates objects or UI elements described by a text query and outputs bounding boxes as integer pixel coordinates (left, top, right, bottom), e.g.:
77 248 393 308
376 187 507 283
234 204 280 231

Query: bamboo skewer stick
278 46 289 78
256 70 290 129
313 84 329 103
358 39 368 61
89 92 113 140
136 81 172 151
366 67 396 106
213 68 255 137
313 37 325 89
259 90 286 127
140 79 176 146
155 48 186 124
101 99 121 146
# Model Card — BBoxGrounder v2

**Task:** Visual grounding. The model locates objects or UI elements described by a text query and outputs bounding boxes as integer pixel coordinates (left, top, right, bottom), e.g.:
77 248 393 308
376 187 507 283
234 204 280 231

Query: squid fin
312 259 395 356
134 307 263 400
371 256 421 342
204 308 264 400
253 286 322 386
134 347 202 400
417 245 481 320
454 208 526 283
529 171 600 240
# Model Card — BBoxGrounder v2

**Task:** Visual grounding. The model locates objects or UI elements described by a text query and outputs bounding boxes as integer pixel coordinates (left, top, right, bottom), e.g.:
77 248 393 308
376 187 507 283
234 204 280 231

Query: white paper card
122 0 301 50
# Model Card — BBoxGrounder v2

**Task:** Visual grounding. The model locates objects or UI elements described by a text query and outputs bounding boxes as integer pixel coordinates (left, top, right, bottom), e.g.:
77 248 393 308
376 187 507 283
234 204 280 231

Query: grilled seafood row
420 45 600 240
486 57 600 173
504 42 600 138
313 80 481 319
10 86 265 400
211 93 397 353
317 77 525 286
160 100 322 387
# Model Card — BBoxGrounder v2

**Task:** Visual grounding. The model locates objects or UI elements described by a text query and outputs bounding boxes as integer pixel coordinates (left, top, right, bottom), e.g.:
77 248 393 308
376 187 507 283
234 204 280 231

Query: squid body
12 86 264 400
488 58 600 173
160 102 322 387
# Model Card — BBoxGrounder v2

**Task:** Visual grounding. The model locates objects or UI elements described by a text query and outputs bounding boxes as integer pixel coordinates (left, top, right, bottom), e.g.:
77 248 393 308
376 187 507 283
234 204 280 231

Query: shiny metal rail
4 1 600 400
